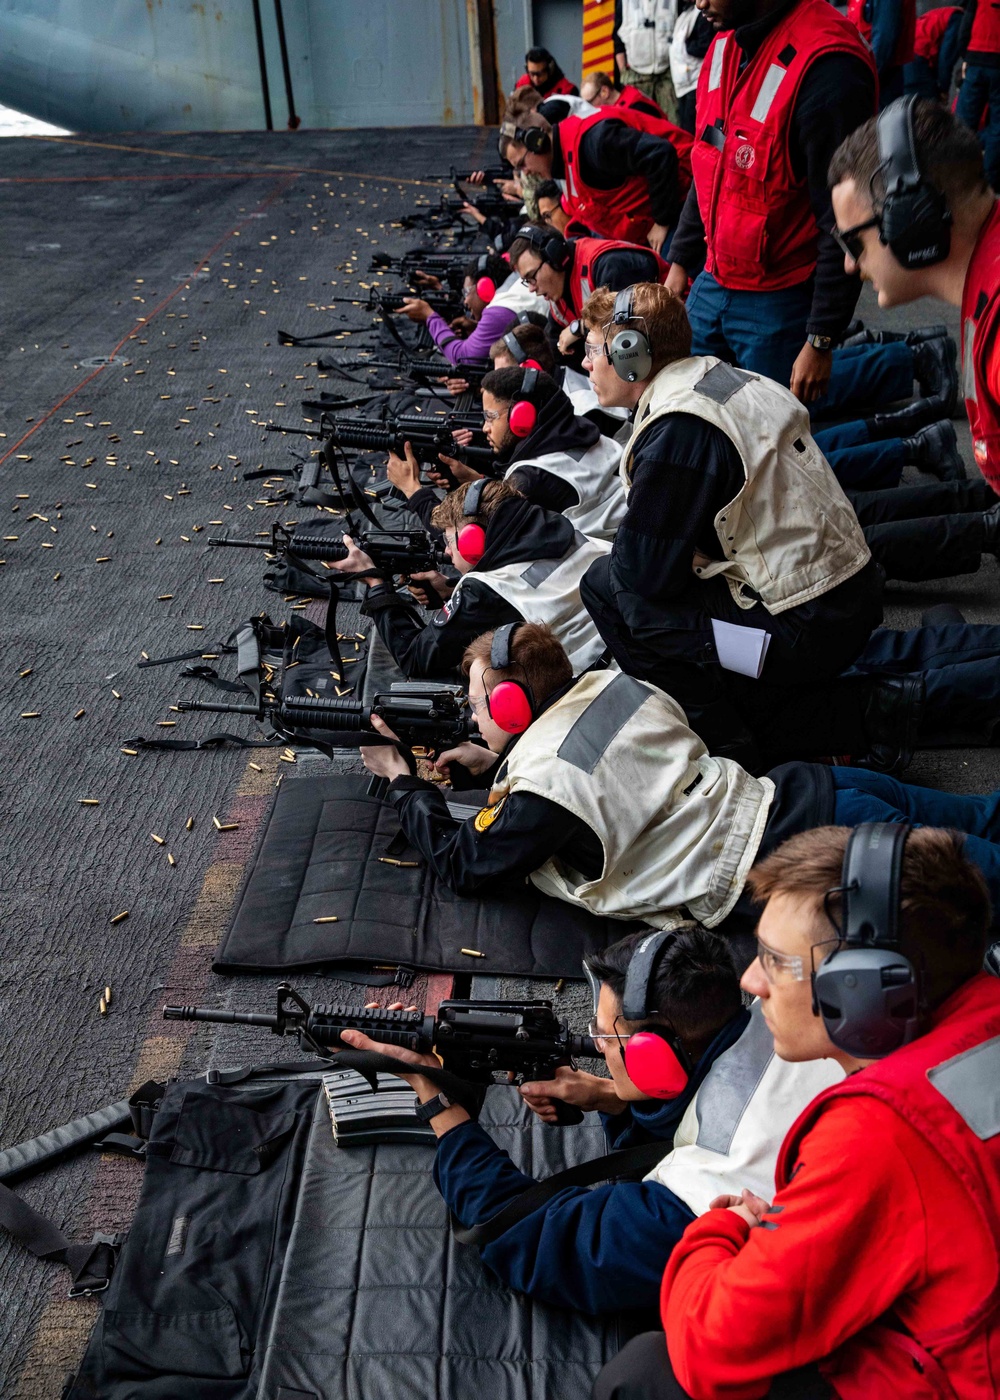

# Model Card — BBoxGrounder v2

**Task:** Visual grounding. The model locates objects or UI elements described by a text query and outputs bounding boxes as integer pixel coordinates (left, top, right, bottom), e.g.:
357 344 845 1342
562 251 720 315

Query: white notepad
711 618 772 679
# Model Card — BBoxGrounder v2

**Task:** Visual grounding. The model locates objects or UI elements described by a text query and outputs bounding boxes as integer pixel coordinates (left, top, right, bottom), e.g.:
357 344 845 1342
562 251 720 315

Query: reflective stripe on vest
556 673 652 773
708 34 727 90
928 1034 1000 1140
749 63 788 123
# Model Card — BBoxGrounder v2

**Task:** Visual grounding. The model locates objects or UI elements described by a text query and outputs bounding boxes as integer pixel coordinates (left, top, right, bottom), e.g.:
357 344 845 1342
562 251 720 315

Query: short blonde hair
582 282 692 376
430 478 521 533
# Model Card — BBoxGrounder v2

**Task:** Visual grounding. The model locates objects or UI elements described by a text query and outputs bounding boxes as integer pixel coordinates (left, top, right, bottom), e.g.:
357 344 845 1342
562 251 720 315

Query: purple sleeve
426 304 520 365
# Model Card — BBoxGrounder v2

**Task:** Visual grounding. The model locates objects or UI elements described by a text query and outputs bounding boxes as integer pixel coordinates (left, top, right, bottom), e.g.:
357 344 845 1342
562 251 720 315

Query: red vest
776 973 1000 1400
969 0 1000 54
846 0 916 67
559 106 693 243
515 71 578 97
549 236 670 326
962 200 1000 494
913 6 960 62
615 84 669 119
692 0 876 291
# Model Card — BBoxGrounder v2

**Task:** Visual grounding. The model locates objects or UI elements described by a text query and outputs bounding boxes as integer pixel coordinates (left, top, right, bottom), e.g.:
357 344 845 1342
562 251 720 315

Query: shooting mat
214 772 643 979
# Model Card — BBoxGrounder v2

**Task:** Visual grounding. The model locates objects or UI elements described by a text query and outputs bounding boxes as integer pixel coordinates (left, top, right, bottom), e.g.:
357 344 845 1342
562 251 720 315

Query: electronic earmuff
876 96 951 270
508 365 539 438
500 121 552 156
502 331 543 372
514 223 571 271
475 252 498 304
812 822 923 1058
606 286 653 383
484 621 535 734
618 931 692 1099
456 477 487 565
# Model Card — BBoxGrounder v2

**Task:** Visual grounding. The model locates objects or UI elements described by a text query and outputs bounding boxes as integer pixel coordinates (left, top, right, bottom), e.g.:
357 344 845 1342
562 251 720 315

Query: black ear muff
514 223 569 271
523 126 552 156
503 330 527 364
812 822 923 1058
606 286 653 383
876 96 951 270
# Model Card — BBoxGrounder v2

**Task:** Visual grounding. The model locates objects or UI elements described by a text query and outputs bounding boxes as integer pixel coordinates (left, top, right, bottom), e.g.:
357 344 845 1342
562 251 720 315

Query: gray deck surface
0 126 997 1397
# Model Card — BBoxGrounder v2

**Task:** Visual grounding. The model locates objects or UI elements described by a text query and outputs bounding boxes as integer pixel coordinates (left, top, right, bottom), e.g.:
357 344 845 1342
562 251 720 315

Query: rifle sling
451 1139 671 1249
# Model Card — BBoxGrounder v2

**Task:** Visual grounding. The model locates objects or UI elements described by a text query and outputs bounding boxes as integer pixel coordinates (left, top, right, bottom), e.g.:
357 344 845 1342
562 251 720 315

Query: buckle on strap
67 1231 126 1299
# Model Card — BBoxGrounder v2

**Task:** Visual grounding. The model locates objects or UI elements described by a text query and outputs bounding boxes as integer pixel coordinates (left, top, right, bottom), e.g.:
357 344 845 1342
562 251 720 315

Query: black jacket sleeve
403 486 444 531
362 578 523 679
609 413 744 606
506 463 580 513
388 777 604 895
791 52 876 337
579 121 681 228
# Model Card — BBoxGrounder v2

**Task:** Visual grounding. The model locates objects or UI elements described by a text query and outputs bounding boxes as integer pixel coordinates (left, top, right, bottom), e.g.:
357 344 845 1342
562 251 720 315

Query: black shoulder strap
452 1137 670 1248
0 1183 123 1296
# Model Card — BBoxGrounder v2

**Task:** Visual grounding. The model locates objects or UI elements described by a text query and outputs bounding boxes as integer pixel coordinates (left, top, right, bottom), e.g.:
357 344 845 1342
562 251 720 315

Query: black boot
901 420 966 481
858 674 926 774
860 323 950 346
911 335 959 416
870 394 951 436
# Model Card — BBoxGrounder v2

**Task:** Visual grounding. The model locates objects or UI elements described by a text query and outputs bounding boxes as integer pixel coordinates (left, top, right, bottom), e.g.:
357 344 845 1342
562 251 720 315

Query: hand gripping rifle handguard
163 985 598 1125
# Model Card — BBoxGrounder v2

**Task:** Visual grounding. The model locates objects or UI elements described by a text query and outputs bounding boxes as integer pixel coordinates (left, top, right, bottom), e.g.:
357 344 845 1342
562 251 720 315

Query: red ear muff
476 276 497 303
508 399 537 438
624 1031 689 1099
487 680 534 734
456 523 486 565
522 358 543 371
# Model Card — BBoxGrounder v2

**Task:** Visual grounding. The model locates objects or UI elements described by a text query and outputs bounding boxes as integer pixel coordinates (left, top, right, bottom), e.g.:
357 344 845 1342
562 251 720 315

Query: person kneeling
333 925 841 1315
594 824 1000 1399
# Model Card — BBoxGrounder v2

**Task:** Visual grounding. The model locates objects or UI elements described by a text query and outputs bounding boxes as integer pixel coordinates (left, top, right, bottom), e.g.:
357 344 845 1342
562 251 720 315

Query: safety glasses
520 262 544 288
587 1016 632 1053
833 216 880 264
755 934 842 985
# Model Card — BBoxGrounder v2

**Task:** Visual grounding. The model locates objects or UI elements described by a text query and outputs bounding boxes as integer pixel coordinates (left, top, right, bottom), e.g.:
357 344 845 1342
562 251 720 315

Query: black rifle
423 166 514 184
324 414 497 483
368 250 471 294
177 682 471 758
317 352 492 391
163 985 597 1125
208 520 447 581
278 287 459 348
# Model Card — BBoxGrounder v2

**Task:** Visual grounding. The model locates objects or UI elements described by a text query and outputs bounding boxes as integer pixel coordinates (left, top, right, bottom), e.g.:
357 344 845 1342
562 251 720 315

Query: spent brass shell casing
104 985 112 1004
109 911 129 925
79 799 99 806
151 833 164 844
460 948 486 959
99 997 107 1015
167 853 176 866
378 857 420 868
185 816 194 831
120 747 138 756
313 916 339 924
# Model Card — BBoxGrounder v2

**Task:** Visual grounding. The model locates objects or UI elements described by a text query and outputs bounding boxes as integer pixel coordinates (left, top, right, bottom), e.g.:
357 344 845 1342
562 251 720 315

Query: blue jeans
685 270 914 418
815 420 905 491
832 767 1000 916
957 64 1000 191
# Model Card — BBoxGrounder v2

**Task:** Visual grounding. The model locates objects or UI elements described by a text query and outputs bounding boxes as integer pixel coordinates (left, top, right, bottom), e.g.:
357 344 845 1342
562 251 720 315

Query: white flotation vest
618 0 677 73
491 670 774 926
644 1002 844 1213
561 366 631 426
621 356 870 614
452 531 610 671
505 433 625 541
490 270 550 320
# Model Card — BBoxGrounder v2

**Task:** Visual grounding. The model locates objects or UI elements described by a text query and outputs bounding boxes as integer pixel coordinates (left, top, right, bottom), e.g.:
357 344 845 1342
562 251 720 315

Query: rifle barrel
163 1006 282 1029
207 537 273 549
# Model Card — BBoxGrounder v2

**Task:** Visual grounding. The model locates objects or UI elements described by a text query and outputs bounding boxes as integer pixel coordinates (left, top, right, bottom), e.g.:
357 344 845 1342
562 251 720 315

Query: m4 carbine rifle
317 350 492 391
178 679 471 757
324 413 497 482
164 985 597 1124
208 520 447 581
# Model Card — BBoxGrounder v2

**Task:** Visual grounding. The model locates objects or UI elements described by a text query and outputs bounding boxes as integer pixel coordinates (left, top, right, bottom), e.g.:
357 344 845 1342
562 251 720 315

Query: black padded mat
214 772 643 979
255 1083 627 1400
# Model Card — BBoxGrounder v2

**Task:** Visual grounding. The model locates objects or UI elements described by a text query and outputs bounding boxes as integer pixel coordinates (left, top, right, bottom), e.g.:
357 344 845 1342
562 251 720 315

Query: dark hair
829 99 987 215
462 622 573 706
481 365 561 409
587 926 743 1053
535 179 562 204
507 225 554 268
746 825 991 1012
526 47 555 66
489 322 557 374
464 251 510 287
